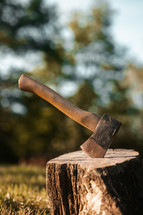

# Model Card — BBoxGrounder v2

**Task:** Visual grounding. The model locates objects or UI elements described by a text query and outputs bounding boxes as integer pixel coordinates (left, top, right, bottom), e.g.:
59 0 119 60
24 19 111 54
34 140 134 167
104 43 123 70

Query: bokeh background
0 0 143 164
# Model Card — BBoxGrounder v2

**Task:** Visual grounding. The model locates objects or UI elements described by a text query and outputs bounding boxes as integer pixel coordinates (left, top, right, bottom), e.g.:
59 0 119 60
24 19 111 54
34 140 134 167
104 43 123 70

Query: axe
18 74 121 158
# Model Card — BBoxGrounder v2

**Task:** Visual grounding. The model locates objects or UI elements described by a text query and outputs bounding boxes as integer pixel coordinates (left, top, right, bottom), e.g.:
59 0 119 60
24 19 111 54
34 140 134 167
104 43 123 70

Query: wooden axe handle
18 74 100 132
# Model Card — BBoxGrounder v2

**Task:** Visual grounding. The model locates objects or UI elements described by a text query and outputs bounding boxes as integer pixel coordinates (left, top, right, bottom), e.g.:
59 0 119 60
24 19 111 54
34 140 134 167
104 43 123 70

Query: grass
0 165 50 214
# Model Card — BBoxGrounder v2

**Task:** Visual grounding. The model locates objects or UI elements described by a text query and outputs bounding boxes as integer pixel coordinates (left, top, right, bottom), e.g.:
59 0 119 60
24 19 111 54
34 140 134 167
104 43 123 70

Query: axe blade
80 113 121 158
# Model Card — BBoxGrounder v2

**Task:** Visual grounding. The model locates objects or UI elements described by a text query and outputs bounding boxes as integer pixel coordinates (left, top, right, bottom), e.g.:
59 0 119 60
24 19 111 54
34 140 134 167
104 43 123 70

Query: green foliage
70 81 98 110
66 3 126 107
0 0 59 52
67 2 143 156
0 165 50 214
69 5 112 49
0 0 66 161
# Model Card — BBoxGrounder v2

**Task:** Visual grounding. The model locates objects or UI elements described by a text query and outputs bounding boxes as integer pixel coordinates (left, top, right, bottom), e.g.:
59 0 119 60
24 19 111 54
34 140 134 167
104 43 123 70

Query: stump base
46 149 143 215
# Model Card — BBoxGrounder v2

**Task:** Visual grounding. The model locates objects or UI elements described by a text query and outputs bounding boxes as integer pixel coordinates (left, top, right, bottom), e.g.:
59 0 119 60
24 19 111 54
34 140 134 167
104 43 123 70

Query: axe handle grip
18 74 100 132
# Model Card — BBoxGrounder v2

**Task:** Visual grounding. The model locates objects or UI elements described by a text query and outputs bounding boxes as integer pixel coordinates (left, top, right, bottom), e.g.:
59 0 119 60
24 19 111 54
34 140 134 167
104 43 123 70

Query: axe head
80 113 121 158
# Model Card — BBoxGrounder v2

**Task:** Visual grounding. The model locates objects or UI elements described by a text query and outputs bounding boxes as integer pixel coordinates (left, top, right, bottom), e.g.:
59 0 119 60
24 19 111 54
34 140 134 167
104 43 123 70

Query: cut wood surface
46 149 143 215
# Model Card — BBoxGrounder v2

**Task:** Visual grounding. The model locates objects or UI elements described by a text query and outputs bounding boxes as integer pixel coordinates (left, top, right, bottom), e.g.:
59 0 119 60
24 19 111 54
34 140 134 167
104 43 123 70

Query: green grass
0 165 50 214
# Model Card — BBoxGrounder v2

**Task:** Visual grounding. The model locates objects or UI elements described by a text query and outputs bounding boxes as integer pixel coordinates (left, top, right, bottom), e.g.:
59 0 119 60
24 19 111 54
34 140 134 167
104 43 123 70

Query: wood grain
46 149 143 215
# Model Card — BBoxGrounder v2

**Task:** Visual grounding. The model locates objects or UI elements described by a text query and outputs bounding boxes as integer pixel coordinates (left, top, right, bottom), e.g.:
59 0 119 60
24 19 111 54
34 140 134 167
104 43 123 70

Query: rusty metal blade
80 114 121 158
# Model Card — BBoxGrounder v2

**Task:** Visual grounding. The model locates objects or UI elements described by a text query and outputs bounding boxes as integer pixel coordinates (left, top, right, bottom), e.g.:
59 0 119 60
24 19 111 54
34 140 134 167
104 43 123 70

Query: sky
48 0 143 64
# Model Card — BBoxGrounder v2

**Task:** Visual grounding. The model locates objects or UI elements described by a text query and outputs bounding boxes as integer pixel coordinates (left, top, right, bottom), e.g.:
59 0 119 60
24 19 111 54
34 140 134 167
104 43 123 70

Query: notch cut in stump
46 149 143 215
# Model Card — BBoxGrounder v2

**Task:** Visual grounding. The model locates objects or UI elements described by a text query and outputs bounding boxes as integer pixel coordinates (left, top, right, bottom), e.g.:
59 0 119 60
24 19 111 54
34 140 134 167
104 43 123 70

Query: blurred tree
0 0 67 161
0 0 65 80
66 3 126 106
65 2 143 155
98 64 143 155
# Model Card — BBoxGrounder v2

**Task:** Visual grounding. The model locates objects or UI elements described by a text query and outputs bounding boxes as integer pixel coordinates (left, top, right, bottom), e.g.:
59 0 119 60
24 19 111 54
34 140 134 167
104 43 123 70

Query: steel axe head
80 113 121 158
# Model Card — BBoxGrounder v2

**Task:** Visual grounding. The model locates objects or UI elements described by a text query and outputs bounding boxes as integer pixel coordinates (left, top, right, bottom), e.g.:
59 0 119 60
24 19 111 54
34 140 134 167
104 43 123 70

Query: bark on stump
46 149 143 215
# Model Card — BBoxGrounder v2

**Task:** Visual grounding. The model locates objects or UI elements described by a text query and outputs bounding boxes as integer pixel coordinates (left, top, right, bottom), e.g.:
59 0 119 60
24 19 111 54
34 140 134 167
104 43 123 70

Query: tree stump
46 149 143 215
